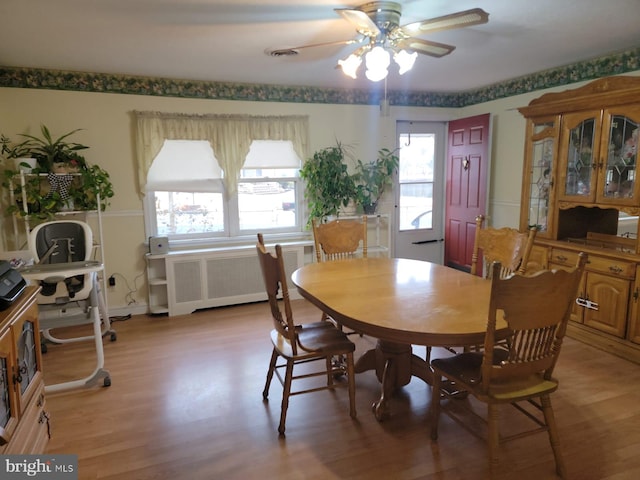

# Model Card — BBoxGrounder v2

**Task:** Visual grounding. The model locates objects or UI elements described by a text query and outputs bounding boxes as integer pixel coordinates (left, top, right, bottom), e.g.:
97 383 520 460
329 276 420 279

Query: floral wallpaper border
0 47 638 107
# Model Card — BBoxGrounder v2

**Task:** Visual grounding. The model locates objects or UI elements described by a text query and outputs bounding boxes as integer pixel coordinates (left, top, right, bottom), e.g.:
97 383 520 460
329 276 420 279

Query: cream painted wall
0 87 457 313
2 71 638 312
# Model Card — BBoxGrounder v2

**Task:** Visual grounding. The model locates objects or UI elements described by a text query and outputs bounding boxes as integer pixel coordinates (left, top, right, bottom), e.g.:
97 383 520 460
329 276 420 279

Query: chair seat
270 325 355 360
431 350 508 384
432 350 559 402
295 320 336 331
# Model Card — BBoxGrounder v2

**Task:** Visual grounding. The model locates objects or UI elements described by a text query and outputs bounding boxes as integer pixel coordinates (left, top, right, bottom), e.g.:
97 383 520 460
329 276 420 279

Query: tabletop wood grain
292 257 502 347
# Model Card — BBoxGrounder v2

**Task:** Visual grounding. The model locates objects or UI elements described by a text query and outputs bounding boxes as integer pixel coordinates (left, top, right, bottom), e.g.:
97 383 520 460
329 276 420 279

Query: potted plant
0 134 37 172
1 126 114 219
352 147 399 214
16 124 89 173
299 143 356 222
75 161 114 211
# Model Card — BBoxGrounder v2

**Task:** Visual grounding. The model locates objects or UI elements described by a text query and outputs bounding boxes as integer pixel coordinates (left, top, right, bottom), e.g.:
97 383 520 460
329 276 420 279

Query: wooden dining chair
471 215 537 279
430 253 588 479
256 234 357 436
311 216 367 333
427 216 538 363
312 216 368 263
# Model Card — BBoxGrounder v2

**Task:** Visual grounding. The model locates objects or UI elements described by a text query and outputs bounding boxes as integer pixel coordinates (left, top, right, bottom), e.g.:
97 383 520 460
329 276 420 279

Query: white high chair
21 220 114 392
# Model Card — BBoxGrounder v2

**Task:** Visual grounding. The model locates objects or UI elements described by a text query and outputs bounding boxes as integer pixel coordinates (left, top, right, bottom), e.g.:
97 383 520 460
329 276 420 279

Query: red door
444 114 490 272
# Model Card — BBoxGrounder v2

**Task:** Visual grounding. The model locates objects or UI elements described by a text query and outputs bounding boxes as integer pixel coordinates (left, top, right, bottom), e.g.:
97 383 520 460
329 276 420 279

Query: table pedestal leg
355 340 435 421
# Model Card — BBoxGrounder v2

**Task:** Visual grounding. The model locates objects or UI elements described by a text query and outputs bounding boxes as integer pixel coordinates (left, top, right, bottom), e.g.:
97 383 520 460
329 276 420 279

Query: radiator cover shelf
146 245 305 316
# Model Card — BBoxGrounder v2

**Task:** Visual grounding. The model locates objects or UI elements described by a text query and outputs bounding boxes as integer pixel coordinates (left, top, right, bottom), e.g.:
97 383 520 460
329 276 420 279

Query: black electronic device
0 260 27 310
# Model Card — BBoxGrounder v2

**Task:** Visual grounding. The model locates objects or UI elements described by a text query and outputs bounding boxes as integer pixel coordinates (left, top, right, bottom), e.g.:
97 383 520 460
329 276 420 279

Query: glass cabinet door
558 111 602 202
597 107 640 204
11 313 42 410
16 320 38 397
0 331 18 442
524 117 559 235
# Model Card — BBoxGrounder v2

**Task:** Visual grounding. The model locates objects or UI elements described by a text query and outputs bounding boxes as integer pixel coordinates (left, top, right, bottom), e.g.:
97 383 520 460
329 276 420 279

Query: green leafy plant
3 162 114 220
1 134 34 161
299 143 356 222
17 124 89 172
352 148 399 214
2 169 56 219
76 163 114 211
1 126 114 219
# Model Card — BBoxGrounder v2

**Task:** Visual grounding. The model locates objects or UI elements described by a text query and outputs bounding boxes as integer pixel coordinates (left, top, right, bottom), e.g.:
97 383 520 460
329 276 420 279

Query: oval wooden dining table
291 257 505 420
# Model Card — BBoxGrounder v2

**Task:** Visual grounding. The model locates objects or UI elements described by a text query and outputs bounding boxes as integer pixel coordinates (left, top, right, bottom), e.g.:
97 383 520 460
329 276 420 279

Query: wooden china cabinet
0 286 49 453
518 75 640 363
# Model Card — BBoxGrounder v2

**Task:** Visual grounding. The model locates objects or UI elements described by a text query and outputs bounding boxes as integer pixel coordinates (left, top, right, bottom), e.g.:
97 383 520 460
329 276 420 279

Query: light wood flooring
42 299 640 480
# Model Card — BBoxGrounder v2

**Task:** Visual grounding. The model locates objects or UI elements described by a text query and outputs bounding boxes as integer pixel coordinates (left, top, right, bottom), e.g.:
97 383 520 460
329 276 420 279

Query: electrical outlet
108 276 116 286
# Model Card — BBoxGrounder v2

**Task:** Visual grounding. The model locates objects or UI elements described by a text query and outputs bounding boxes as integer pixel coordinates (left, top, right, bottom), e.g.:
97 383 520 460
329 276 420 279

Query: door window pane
398 133 435 230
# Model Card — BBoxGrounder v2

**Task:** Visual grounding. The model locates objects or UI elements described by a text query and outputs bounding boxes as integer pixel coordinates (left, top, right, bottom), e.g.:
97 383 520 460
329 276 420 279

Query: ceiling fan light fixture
394 49 417 75
365 66 388 82
364 46 391 82
287 3 489 83
338 54 362 79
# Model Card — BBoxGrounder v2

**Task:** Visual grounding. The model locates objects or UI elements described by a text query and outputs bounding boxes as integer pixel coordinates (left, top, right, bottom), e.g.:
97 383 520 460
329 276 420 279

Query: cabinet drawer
587 256 636 279
549 249 582 267
550 248 635 279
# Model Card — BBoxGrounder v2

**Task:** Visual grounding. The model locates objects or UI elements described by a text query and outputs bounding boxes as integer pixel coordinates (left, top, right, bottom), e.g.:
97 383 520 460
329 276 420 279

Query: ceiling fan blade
266 39 361 57
396 38 456 58
335 8 381 37
401 8 489 35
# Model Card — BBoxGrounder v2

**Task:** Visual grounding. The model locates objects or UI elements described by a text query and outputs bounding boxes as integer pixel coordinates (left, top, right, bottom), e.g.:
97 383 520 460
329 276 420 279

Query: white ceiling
1 0 640 93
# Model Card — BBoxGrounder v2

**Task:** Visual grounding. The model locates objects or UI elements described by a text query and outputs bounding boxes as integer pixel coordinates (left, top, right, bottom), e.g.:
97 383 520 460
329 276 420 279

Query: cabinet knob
609 265 623 274
556 255 568 262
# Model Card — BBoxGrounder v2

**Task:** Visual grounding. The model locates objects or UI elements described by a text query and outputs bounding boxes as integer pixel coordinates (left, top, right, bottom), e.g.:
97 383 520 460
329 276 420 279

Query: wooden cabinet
627 265 640 344
520 115 560 238
557 107 640 205
549 247 632 337
583 272 629 337
519 76 640 363
0 286 49 454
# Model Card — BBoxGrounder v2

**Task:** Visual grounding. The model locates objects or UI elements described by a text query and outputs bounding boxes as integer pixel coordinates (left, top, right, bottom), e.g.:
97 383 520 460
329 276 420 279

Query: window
144 139 302 243
237 141 300 234
397 132 435 230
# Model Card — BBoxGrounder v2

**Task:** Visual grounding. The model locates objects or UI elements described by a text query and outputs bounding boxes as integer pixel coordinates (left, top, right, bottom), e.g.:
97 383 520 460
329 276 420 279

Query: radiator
165 244 304 316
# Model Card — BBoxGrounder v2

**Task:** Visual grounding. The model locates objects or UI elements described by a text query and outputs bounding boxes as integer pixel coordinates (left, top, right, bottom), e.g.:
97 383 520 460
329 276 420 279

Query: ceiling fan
267 2 489 82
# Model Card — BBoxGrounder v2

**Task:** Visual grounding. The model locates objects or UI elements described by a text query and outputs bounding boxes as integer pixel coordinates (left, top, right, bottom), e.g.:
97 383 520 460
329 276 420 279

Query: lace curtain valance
134 111 309 195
